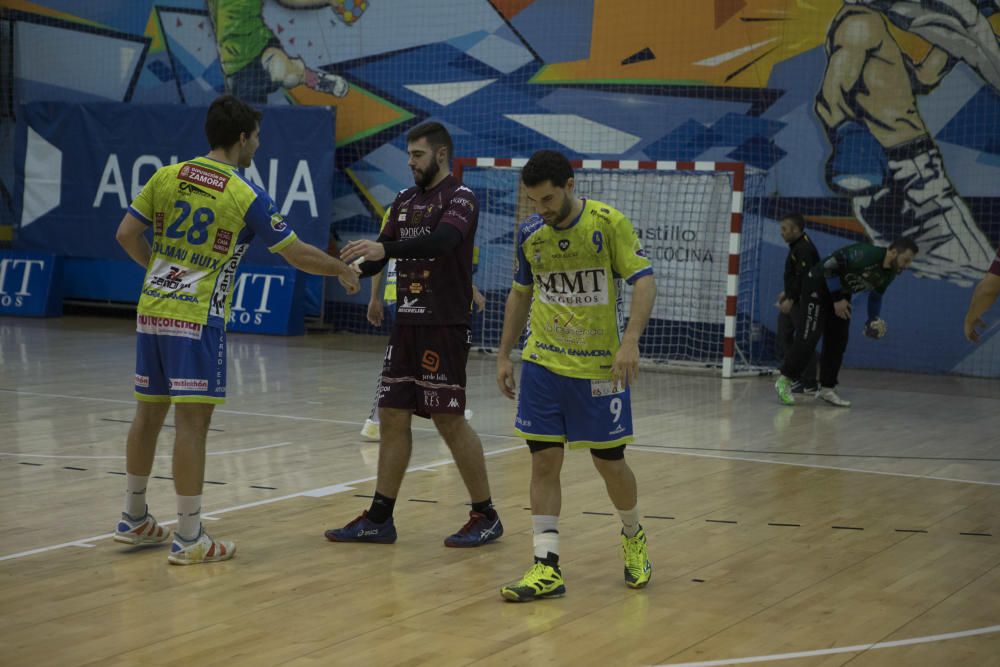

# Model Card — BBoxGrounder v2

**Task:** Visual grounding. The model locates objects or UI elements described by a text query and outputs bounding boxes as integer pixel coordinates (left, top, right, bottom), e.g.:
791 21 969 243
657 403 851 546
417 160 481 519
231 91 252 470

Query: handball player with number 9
495 150 658 601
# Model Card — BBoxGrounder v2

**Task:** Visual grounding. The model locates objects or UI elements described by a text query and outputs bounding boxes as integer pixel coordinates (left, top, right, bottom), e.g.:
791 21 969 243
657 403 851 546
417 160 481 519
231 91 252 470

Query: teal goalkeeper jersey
128 156 298 328
820 243 897 297
513 199 653 380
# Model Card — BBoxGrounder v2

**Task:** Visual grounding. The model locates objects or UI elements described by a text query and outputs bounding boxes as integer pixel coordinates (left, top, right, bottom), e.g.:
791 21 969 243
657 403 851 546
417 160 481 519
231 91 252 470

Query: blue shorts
134 315 226 404
515 362 633 450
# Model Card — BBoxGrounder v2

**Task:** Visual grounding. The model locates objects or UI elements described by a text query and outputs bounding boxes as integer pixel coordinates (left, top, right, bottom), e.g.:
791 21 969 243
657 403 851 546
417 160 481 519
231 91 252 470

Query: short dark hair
205 95 262 150
406 121 453 161
521 150 574 188
889 237 919 254
780 213 806 232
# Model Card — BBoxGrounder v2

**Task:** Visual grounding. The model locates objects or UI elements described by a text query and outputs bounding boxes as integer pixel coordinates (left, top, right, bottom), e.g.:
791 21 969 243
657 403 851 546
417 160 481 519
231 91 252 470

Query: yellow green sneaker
774 375 795 405
622 527 652 588
500 560 566 602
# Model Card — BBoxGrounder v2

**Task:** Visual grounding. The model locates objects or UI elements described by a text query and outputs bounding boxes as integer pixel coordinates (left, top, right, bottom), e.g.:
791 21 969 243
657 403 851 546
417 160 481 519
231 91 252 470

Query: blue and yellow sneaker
114 509 171 546
500 560 566 602
324 510 397 544
444 510 503 548
622 526 652 588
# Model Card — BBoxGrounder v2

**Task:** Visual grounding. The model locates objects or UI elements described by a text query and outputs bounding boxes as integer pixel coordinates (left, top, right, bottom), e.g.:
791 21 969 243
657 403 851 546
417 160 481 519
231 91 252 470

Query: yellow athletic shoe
622 527 652 588
500 561 566 602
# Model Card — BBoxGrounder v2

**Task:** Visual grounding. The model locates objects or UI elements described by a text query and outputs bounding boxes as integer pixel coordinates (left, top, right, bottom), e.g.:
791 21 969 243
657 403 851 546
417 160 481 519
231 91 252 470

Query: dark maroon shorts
379 324 471 418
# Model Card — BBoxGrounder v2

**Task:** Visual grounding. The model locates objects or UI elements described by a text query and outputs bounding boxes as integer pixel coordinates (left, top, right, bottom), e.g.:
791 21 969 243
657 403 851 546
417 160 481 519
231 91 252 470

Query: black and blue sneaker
324 510 397 544
444 511 503 548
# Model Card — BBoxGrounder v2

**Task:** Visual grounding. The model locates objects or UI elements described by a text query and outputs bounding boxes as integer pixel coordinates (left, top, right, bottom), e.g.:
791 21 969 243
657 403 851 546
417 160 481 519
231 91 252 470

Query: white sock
124 474 149 519
532 515 559 561
176 495 203 542
618 504 641 538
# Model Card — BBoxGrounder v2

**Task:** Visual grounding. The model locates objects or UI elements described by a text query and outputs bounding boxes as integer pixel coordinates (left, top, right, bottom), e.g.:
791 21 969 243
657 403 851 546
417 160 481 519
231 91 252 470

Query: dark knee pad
526 439 564 454
590 445 625 461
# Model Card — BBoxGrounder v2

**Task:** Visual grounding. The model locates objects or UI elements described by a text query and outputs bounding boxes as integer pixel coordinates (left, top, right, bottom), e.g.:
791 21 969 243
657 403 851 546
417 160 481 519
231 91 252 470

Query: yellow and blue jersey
128 156 297 329
513 199 653 380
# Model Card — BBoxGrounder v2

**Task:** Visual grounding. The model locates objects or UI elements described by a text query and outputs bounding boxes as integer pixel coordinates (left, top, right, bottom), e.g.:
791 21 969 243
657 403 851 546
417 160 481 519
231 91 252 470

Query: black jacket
784 233 820 303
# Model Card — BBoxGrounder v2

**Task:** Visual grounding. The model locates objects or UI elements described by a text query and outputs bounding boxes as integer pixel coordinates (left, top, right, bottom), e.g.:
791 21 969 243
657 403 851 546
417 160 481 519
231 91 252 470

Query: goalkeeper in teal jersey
112 95 359 565
775 237 919 407
495 150 657 601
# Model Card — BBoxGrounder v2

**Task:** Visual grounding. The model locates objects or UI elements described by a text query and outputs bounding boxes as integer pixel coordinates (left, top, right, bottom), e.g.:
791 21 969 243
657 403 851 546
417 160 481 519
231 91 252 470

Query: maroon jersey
382 174 478 325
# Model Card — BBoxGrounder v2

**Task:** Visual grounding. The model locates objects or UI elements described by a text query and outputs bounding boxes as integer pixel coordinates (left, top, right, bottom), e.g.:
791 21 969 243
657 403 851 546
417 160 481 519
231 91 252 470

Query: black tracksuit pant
776 305 817 387
779 272 850 389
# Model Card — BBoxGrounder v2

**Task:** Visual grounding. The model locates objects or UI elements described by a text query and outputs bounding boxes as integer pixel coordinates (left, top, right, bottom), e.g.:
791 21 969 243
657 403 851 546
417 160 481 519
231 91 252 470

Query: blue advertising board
60 257 306 335
226 264 306 335
0 250 63 317
14 101 335 317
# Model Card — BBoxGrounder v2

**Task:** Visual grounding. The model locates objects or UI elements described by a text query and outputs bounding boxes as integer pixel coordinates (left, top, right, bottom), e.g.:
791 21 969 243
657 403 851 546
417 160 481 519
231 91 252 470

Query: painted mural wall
2 0 998 375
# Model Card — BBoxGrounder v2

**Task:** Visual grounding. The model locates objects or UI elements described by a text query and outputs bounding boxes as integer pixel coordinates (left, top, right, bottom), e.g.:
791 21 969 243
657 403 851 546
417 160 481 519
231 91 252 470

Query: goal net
456 158 769 378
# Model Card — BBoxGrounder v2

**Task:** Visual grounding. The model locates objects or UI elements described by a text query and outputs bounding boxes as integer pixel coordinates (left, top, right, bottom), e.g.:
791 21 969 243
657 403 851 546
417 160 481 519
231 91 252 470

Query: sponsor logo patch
209 244 248 319
178 181 216 199
136 315 203 340
398 296 427 314
421 350 441 373
213 229 233 254
134 374 150 388
147 264 196 292
178 164 229 192
545 314 605 345
168 378 210 391
270 213 287 232
590 380 623 397
399 226 430 239
535 268 609 306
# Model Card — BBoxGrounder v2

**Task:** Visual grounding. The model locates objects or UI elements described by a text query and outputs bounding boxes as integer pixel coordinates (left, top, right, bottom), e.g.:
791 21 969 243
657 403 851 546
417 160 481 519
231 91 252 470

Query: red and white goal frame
454 157 747 379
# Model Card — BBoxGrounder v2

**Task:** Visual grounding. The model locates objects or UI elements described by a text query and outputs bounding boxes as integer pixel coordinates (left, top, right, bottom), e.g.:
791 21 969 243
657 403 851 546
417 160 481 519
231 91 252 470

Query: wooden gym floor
1 315 998 666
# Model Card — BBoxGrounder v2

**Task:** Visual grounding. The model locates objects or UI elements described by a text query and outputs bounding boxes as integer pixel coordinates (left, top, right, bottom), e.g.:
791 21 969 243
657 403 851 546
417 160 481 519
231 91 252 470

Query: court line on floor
632 447 1000 487
641 443 1000 463
0 389 466 435
0 443 522 562
0 441 294 460
654 623 1000 666
5 388 997 486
